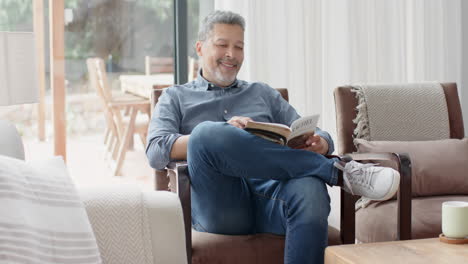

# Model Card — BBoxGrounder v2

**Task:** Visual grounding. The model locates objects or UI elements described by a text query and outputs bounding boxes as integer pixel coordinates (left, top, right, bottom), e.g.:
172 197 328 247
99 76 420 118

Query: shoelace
355 197 372 210
339 161 378 195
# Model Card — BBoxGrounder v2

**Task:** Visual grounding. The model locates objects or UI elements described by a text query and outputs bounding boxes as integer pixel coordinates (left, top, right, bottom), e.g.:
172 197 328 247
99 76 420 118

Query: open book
244 114 320 149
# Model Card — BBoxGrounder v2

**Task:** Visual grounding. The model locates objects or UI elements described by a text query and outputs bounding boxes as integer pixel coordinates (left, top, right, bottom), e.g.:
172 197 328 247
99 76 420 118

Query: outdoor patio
2 92 155 191
23 133 154 190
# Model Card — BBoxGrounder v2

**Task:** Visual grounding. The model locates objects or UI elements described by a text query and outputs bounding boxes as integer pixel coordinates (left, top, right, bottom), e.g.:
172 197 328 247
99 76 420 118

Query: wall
462 1 468 132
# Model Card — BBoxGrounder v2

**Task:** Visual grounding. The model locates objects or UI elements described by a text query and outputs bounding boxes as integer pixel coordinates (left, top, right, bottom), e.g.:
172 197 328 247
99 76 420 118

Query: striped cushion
0 155 101 264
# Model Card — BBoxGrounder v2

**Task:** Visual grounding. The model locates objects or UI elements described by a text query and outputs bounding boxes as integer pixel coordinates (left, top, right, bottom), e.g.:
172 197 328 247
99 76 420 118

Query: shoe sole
374 170 400 201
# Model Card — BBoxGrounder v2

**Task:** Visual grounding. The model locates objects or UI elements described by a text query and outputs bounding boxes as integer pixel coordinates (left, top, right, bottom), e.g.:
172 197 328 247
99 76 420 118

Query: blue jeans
187 121 339 264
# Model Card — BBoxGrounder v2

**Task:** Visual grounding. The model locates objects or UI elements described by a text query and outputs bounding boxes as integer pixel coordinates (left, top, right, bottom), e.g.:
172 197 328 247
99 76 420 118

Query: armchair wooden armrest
166 161 191 264
340 152 412 243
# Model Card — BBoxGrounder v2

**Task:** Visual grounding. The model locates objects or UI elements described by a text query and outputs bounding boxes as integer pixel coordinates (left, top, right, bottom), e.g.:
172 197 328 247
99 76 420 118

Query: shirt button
224 109 228 114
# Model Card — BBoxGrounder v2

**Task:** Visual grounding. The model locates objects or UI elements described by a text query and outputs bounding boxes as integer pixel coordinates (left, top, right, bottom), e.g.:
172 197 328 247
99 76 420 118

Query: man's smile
218 59 238 69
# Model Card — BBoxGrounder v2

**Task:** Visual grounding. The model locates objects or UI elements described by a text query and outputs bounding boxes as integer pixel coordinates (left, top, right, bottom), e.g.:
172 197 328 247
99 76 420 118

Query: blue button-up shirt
146 73 334 170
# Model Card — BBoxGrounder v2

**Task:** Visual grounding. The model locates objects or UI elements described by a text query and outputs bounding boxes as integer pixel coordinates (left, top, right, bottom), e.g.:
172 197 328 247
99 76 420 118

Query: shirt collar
194 68 239 91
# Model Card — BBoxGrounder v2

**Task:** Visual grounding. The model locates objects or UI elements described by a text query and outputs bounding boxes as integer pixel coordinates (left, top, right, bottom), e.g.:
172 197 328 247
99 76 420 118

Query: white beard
213 68 236 85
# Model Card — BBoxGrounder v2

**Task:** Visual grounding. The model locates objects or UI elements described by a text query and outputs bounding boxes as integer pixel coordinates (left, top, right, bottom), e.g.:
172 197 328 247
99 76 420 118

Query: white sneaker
334 160 400 201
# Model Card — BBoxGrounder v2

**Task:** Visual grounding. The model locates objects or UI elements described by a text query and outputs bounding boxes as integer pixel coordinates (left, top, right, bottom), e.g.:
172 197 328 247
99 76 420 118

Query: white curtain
214 0 462 142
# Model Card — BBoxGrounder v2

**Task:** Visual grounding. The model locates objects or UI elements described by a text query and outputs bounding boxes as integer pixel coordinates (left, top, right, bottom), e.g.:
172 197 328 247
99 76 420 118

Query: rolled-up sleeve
146 88 183 170
314 127 335 155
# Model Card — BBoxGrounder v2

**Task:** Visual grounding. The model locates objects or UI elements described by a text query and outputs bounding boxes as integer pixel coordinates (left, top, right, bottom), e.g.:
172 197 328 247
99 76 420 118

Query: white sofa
80 185 187 264
0 120 187 264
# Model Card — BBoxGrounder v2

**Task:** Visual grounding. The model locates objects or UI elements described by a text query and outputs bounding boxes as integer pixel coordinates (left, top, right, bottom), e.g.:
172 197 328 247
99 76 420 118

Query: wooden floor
23 134 154 191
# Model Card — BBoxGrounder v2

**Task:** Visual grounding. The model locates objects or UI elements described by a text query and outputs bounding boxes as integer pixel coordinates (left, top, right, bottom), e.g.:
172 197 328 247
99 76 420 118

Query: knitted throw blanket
81 185 154 264
352 83 450 141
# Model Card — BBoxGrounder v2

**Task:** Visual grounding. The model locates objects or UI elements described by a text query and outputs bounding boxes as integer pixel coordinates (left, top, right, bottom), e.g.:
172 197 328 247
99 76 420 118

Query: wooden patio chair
86 58 116 147
87 57 151 176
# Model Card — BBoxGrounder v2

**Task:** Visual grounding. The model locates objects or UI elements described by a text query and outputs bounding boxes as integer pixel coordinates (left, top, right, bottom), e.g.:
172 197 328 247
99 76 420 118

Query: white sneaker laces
355 197 373 210
337 161 378 196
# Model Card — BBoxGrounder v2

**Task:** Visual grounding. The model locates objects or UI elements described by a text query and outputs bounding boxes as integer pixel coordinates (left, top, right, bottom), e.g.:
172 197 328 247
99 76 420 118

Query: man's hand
227 116 253 129
300 134 329 155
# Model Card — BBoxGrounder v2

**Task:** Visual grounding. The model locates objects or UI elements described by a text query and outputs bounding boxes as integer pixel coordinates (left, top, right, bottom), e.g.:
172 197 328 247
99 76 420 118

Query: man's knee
189 121 241 154
191 121 221 144
191 121 229 144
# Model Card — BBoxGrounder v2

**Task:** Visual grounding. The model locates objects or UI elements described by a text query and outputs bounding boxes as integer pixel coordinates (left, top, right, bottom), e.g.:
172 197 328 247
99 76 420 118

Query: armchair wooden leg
177 165 192 264
397 153 412 240
341 190 358 244
167 163 192 264
155 170 169 191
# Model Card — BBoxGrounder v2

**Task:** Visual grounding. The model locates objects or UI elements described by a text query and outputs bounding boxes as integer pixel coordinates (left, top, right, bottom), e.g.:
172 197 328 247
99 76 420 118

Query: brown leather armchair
334 82 467 243
150 88 409 264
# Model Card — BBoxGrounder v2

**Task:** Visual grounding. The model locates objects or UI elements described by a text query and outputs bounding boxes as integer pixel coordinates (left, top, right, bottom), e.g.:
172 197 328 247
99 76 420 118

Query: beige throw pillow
0 155 102 263
355 138 468 197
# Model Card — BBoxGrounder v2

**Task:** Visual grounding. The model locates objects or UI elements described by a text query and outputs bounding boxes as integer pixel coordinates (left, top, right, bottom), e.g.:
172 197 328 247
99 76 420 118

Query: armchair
150 88 408 264
334 82 467 243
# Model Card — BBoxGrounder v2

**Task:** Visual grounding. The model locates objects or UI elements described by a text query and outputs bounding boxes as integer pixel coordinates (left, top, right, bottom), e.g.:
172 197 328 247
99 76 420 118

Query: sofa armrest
144 190 188 264
80 185 187 264
340 152 412 243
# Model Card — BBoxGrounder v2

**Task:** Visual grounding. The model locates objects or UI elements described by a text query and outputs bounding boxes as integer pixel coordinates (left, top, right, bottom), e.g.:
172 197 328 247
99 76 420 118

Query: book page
246 121 290 130
244 121 291 140
288 114 320 140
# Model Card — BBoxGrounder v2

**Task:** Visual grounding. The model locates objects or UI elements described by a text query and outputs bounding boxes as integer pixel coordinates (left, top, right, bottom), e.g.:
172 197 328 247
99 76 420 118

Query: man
146 10 399 264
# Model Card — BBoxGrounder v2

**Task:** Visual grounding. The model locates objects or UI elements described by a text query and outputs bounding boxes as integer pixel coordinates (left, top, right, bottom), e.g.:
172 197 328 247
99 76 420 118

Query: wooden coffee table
325 238 468 264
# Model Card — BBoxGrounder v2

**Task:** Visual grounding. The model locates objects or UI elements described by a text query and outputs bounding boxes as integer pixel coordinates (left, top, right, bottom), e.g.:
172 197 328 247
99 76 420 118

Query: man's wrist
320 137 329 155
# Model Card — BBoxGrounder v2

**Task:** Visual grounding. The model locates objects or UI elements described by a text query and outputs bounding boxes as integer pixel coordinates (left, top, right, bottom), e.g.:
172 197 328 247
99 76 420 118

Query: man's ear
195 41 203 57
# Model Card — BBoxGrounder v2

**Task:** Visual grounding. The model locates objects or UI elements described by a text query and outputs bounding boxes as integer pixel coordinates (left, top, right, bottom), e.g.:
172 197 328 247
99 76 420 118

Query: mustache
217 58 239 66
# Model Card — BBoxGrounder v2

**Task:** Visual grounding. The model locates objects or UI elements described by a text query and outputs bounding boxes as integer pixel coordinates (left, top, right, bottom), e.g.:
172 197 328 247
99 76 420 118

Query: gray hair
198 10 245 41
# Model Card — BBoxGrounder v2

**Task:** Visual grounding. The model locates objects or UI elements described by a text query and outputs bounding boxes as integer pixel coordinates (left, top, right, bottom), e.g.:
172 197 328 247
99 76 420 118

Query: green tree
0 0 33 31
